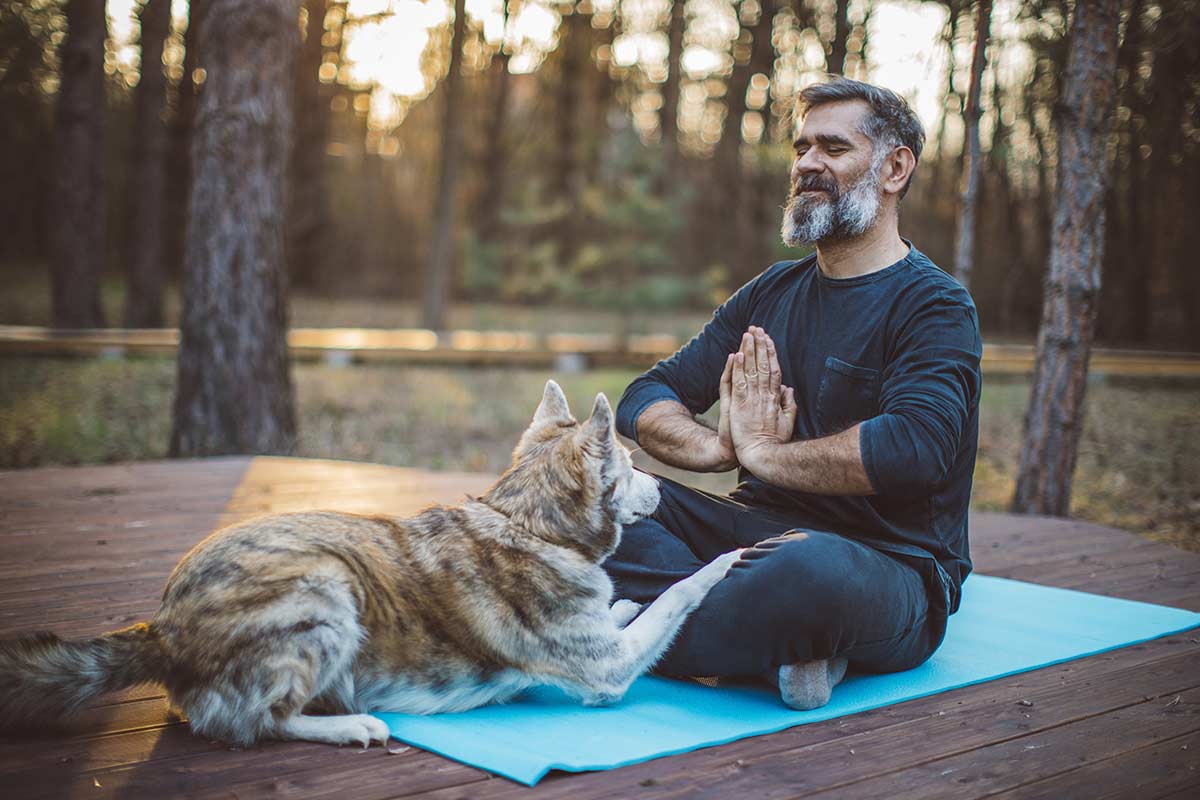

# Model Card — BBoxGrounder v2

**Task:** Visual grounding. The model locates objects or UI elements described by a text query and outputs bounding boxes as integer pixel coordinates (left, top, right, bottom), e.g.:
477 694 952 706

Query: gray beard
780 162 884 246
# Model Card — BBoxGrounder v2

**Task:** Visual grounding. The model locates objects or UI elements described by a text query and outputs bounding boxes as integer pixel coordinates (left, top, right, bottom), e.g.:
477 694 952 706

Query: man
605 78 983 710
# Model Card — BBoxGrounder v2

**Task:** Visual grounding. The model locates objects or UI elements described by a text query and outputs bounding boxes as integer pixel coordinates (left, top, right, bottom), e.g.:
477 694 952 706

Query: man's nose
792 149 823 180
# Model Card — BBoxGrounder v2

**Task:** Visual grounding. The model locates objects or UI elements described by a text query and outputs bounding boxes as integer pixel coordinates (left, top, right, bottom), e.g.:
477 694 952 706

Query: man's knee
747 532 869 606
738 532 881 653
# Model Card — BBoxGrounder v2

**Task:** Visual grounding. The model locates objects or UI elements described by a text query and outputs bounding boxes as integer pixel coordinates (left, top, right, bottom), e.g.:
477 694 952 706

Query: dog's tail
0 623 168 730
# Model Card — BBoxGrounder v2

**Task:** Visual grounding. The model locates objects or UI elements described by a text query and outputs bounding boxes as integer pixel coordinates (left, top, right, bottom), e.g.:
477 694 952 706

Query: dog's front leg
609 598 642 628
582 549 742 705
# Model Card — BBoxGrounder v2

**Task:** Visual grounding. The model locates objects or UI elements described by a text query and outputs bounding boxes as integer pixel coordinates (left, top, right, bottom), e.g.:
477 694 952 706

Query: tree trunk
952 0 991 289
827 0 850 76
660 0 686 183
289 0 331 290
718 0 777 286
50 0 108 329
929 0 963 202
421 0 467 332
165 0 209 281
125 0 172 328
553 5 589 267
1011 0 1122 516
475 0 512 243
170 0 300 457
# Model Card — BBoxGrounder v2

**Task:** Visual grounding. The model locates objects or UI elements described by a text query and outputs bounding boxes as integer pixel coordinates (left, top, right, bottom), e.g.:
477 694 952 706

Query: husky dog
0 381 740 748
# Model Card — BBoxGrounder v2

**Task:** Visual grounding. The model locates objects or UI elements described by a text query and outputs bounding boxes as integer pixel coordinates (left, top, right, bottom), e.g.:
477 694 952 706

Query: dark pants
603 476 950 678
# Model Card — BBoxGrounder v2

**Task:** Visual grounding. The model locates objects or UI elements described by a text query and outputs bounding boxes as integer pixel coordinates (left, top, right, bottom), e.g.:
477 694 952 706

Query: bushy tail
0 623 168 730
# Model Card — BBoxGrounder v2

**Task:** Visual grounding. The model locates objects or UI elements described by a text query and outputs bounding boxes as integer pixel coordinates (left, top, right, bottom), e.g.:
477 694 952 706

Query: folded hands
715 326 797 472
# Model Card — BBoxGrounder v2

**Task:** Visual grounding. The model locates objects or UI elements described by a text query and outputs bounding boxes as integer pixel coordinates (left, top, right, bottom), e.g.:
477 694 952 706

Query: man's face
781 100 886 246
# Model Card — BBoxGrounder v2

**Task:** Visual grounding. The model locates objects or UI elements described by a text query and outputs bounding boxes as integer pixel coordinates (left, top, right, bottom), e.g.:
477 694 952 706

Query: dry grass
0 269 712 340
1 357 1196 551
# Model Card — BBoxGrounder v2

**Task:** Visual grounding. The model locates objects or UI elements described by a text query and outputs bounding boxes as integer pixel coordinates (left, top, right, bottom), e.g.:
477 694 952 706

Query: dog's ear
582 393 615 445
532 380 573 426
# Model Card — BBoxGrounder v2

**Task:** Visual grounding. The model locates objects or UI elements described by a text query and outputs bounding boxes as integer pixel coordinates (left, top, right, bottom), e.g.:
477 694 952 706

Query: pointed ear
583 393 615 443
532 380 573 426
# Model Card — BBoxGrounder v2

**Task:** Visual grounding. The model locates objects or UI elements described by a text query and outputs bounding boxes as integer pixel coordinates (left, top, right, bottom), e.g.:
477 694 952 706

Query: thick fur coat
0 382 738 747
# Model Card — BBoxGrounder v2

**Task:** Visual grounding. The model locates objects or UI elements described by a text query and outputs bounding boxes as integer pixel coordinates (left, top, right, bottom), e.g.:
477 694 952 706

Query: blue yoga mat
374 575 1200 785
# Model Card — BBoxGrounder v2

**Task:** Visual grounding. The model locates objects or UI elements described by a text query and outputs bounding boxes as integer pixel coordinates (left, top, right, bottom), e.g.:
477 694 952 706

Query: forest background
0 0 1197 549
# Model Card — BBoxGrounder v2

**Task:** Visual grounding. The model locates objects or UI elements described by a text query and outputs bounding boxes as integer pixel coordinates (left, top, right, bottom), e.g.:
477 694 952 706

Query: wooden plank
798 685 1200 798
985 729 1200 800
54 746 491 800
404 635 1200 800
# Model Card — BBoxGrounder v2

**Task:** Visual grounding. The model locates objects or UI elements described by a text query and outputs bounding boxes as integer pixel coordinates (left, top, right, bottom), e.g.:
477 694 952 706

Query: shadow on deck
0 457 1197 798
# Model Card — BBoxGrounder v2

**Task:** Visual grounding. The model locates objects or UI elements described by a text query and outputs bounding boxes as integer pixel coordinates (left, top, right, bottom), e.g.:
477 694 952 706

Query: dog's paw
709 548 744 579
314 714 392 749
582 688 624 707
610 599 643 628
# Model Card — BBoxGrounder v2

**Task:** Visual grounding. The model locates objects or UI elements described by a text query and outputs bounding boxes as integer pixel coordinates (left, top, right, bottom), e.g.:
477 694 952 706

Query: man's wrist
703 430 738 472
735 437 781 480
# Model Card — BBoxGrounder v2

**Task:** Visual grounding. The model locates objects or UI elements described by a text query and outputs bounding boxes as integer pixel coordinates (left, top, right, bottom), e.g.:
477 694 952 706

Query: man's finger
719 352 734 401
754 330 771 390
733 351 748 397
765 333 782 396
740 332 757 380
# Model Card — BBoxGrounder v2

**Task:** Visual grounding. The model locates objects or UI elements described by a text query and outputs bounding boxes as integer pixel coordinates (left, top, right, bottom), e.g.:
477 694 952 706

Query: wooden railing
1 324 1198 377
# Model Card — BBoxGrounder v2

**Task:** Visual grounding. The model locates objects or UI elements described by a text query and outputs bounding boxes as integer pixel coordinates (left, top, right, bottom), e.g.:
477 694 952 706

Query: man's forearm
635 399 738 472
738 424 875 495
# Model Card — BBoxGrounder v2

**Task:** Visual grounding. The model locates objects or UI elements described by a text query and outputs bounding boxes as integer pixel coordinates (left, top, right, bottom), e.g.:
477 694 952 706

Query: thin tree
165 0 208 280
125 0 172 328
50 0 108 329
553 4 590 267
170 0 300 457
289 0 331 290
827 0 850 75
474 0 512 244
659 0 686 184
717 0 778 286
952 0 991 289
928 0 964 204
1011 0 1123 516
421 0 467 333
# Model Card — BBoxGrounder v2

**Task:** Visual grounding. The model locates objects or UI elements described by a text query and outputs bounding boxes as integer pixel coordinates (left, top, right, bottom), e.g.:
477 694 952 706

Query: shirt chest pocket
816 357 881 436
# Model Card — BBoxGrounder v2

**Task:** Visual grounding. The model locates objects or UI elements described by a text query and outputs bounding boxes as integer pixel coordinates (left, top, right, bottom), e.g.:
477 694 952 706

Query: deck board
1 456 1197 798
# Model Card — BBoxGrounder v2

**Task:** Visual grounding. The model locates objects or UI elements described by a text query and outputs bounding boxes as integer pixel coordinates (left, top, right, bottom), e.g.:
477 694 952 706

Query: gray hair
798 77 926 198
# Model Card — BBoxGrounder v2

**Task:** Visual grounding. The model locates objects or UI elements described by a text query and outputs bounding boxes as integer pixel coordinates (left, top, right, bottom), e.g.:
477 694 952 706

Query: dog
0 380 740 748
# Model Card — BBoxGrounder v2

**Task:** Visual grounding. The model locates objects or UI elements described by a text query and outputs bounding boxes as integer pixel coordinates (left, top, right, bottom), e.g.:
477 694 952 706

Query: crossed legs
602 476 948 707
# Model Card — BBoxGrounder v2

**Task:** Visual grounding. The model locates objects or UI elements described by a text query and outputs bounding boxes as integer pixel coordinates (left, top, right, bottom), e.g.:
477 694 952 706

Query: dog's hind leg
179 585 368 746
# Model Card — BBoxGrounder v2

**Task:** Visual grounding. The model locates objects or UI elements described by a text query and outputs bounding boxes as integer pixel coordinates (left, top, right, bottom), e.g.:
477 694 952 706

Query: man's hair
797 77 926 198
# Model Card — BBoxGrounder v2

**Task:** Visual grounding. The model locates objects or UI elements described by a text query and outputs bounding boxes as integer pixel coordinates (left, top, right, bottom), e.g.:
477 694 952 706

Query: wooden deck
0 456 1197 799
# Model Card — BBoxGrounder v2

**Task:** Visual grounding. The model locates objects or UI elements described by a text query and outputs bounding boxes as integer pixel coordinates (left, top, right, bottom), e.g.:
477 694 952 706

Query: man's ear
582 393 615 445
882 146 916 197
532 380 573 426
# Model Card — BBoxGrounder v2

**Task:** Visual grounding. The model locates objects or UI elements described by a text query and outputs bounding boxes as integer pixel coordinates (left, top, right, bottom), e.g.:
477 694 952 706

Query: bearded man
604 78 983 709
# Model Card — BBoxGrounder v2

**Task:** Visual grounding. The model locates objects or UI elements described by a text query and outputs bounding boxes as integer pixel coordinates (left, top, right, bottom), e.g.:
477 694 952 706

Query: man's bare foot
776 656 849 710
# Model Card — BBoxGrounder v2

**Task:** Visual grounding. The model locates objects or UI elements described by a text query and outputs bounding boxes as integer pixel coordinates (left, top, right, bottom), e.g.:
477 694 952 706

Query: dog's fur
0 381 738 747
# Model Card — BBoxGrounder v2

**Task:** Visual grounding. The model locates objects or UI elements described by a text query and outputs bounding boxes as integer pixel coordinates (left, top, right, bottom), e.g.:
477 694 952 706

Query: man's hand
717 351 738 470
728 327 796 470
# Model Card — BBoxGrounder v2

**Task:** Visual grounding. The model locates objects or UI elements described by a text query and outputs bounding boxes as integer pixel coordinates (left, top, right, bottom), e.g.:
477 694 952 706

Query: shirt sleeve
615 275 760 444
859 288 983 494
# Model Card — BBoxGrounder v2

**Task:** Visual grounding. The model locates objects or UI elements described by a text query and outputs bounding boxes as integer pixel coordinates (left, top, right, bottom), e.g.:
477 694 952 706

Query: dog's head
482 380 660 561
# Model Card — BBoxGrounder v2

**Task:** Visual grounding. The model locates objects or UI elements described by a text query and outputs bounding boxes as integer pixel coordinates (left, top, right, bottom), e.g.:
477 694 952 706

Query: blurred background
0 0 1196 548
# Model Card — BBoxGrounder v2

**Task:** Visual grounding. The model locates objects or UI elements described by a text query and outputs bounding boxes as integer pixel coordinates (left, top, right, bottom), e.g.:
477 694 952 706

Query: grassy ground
2 356 1197 552
0 269 713 339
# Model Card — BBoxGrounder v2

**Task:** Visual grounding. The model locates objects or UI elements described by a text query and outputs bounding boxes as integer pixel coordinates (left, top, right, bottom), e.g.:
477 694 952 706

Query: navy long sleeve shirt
616 245 983 613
